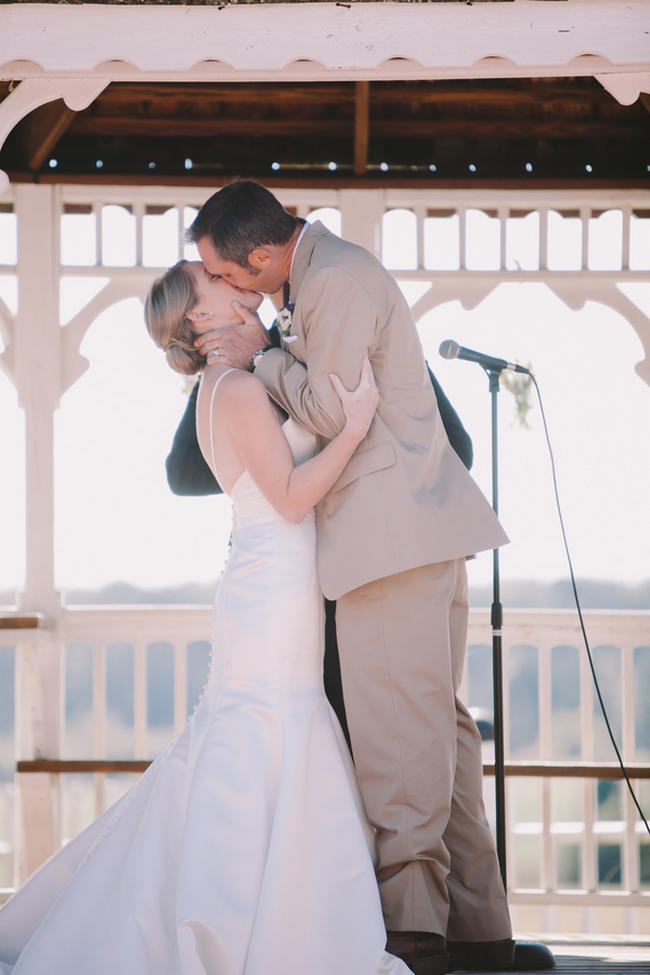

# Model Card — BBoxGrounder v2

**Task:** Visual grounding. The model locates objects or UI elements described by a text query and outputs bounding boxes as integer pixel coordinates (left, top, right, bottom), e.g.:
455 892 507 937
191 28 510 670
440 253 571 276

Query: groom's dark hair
187 179 299 270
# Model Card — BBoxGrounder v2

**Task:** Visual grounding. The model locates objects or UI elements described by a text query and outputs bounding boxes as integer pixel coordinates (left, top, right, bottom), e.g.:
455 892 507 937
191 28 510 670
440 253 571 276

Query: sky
0 205 649 598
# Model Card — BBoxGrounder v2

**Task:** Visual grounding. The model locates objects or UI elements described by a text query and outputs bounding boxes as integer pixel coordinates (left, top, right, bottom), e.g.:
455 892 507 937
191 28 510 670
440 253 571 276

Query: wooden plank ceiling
2 78 649 185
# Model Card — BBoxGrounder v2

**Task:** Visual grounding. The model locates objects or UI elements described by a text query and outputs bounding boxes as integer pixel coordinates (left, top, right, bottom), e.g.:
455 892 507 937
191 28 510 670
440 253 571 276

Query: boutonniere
273 302 295 339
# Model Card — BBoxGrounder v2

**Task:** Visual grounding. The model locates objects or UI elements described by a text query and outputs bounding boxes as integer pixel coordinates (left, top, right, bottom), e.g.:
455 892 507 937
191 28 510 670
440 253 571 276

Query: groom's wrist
250 345 274 371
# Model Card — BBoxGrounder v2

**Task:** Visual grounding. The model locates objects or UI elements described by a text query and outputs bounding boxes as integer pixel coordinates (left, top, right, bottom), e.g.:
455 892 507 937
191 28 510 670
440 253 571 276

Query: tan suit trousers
336 559 512 939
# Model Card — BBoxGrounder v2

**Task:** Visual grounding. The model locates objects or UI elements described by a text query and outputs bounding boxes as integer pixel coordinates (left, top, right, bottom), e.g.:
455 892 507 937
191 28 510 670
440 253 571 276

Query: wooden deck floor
464 939 650 974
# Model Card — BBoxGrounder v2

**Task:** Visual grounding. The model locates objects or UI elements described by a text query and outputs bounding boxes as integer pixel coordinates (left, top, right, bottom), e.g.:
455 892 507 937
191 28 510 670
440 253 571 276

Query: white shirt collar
289 221 309 286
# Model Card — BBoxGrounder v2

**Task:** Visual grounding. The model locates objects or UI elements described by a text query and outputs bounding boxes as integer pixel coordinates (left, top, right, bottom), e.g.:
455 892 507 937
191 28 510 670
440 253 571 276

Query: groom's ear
247 247 272 272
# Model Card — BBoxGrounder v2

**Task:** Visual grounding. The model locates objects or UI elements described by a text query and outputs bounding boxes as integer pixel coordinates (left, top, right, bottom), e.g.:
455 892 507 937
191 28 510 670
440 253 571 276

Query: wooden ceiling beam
371 87 613 109
354 81 370 176
102 79 604 100
102 82 354 106
18 99 77 172
372 120 646 139
69 117 352 137
68 116 644 141
78 80 626 118
371 121 645 140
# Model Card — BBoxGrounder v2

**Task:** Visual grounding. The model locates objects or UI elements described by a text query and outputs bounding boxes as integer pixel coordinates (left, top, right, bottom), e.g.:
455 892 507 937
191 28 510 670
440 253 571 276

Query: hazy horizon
2 575 649 611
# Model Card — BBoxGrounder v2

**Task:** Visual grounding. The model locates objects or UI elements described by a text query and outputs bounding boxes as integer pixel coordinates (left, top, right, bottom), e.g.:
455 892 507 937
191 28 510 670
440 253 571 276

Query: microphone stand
482 365 555 971
484 366 507 883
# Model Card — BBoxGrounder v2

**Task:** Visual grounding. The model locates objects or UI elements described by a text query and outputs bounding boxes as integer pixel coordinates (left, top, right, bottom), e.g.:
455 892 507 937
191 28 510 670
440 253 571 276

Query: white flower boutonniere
273 302 295 341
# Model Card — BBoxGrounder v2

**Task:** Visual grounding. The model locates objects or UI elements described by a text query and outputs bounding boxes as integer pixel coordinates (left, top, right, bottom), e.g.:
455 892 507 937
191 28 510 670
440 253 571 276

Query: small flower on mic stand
501 368 534 428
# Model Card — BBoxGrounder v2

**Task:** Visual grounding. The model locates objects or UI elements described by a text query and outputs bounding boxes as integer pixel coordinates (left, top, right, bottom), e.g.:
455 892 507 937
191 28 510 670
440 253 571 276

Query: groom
188 180 513 975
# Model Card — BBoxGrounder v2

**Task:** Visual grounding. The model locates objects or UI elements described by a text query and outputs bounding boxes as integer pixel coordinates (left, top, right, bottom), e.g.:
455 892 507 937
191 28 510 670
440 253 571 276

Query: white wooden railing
2 184 648 403
2 606 649 936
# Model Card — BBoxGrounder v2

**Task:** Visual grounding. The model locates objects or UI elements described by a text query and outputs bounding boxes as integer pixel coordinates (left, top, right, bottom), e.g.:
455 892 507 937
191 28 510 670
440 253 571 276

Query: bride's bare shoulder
221 367 265 396
205 367 269 416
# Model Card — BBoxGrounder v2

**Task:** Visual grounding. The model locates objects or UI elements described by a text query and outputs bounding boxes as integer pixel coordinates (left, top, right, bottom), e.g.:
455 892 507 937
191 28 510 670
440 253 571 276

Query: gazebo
1 1 649 963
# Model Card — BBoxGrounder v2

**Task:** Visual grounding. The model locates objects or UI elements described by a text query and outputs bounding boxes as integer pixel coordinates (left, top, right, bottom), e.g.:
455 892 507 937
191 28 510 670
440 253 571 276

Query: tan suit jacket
256 221 508 600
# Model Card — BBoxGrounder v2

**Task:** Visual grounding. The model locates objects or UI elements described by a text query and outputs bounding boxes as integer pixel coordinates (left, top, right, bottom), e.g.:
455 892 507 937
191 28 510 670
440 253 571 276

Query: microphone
439 339 530 374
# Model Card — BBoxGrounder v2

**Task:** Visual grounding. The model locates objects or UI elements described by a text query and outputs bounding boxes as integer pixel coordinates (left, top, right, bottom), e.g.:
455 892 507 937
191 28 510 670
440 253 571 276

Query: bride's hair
145 261 205 375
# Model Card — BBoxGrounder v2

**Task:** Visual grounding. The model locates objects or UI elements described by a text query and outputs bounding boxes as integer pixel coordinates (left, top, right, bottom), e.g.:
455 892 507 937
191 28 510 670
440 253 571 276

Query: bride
0 260 412 975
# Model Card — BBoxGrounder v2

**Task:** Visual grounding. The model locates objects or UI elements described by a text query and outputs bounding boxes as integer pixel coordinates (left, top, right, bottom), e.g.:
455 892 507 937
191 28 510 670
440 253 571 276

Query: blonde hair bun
144 261 206 376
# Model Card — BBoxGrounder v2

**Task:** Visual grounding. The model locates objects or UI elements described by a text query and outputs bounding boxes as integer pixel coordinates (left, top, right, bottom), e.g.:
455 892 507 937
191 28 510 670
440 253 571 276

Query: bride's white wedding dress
0 397 411 974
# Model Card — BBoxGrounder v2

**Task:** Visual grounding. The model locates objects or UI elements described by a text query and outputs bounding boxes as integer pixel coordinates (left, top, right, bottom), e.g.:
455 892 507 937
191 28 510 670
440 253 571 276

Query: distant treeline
469 578 650 610
1 578 650 610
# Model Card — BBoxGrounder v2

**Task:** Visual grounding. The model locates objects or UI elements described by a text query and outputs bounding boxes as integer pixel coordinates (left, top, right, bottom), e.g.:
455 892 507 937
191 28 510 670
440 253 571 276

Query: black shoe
387 930 450 975
512 941 555 970
448 937 515 971
448 938 555 971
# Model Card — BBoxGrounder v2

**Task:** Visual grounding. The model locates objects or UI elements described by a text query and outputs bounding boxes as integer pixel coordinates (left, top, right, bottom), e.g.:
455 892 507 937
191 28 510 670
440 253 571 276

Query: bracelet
250 344 274 371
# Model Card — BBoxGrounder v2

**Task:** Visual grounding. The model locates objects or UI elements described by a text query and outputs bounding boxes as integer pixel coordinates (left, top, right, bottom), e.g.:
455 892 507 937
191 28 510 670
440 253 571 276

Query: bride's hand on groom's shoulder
329 351 378 442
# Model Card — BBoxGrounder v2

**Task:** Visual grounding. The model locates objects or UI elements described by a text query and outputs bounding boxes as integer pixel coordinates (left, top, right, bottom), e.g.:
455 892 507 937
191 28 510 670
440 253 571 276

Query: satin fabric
0 419 410 975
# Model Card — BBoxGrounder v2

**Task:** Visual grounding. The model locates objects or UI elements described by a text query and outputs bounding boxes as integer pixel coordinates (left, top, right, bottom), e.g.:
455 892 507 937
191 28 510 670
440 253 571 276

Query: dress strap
208 368 238 475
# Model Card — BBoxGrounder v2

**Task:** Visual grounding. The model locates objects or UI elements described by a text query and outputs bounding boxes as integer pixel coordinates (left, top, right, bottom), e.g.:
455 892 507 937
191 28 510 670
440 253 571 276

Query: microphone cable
530 372 650 838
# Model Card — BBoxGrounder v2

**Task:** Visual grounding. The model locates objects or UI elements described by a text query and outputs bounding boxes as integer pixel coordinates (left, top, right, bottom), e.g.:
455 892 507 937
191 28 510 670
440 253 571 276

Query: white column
13 184 64 877
338 189 384 260
14 184 62 620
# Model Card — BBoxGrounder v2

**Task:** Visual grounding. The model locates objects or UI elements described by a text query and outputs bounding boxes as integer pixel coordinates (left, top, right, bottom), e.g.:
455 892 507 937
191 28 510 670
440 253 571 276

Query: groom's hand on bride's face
194 303 269 370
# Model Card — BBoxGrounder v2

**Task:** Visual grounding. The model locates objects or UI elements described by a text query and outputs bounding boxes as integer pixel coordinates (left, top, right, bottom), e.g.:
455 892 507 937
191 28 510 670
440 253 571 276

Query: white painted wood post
338 189 384 260
13 184 64 878
14 184 61 620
